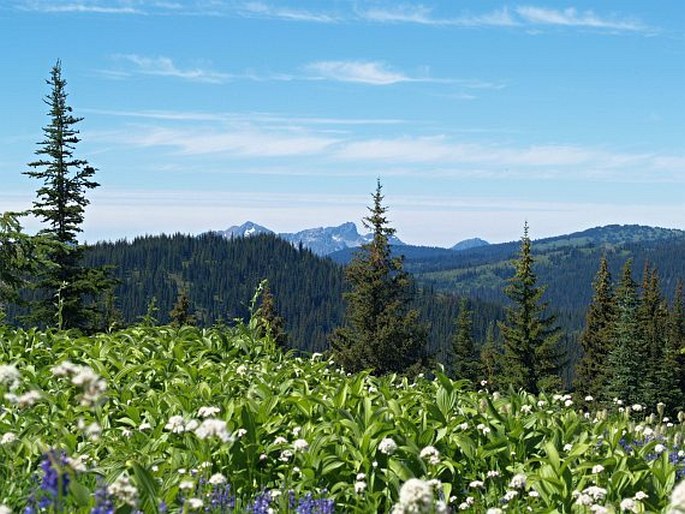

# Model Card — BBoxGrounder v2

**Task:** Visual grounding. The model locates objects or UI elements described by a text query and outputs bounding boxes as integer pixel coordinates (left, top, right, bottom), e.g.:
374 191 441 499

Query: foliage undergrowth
0 320 684 513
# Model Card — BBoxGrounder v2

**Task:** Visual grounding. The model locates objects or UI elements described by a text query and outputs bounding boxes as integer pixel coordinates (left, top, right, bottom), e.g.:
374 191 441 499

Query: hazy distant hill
405 224 685 330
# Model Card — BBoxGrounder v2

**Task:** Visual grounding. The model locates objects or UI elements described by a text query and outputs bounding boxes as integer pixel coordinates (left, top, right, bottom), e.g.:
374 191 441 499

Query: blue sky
1 1 684 246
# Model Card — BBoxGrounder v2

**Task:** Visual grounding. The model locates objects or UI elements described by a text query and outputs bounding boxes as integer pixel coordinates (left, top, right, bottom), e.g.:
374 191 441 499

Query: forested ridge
83 232 504 355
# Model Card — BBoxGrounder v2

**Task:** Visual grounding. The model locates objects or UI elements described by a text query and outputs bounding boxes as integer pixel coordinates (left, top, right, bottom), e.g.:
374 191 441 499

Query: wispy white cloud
358 5 517 27
17 1 141 14
357 4 653 34
304 60 414 85
111 54 232 83
515 6 650 32
115 125 340 157
238 1 339 23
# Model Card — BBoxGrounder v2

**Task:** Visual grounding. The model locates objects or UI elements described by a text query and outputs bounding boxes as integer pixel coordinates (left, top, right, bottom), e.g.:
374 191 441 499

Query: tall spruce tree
498 223 564 393
452 297 481 383
330 180 428 376
23 60 110 330
670 281 685 407
606 260 646 405
574 255 616 401
169 288 196 327
256 281 289 350
638 265 681 410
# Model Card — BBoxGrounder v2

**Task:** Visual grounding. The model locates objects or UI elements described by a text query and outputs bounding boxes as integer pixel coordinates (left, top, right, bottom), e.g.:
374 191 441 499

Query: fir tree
606 261 646 405
669 281 685 407
498 223 564 394
574 255 616 401
330 180 428 376
169 288 196 327
256 281 288 349
0 212 41 317
638 264 682 410
480 321 501 388
23 60 110 330
452 297 481 383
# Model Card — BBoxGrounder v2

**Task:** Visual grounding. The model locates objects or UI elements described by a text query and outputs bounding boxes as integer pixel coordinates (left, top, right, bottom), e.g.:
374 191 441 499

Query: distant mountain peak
214 221 405 255
451 237 490 252
216 221 273 239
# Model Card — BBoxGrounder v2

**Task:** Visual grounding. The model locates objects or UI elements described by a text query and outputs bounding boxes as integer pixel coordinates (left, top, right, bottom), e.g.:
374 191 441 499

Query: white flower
476 423 491 435
643 427 654 437
503 490 518 502
186 498 203 510
236 365 247 375
197 406 221 418
620 498 638 512
469 480 484 488
194 419 233 442
528 490 540 498
179 480 195 490
585 395 594 402
279 449 293 462
419 445 440 465
236 428 247 438
273 436 288 445
0 505 11 514
563 443 573 452
591 506 609 514
509 473 527 489
458 422 469 431
165 415 186 433
565 399 574 407
109 474 138 507
209 473 226 485
378 437 398 455
139 421 152 431
655 443 667 454
486 509 503 514
669 479 685 513
8 390 42 407
293 438 309 452
0 365 20 389
584 486 607 502
0 432 17 445
592 464 605 474
354 480 367 494
486 470 500 478
184 419 200 432
632 404 643 412
292 426 302 436
520 405 533 414
634 491 648 500
394 478 434 513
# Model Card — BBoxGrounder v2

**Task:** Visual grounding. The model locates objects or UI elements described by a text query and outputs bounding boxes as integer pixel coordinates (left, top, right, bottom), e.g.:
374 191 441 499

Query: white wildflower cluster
520 404 533 414
378 437 398 455
209 473 227 485
5 389 42 408
476 423 491 435
186 498 204 510
0 364 20 390
619 492 648 513
509 473 527 489
669 480 685 513
164 415 187 434
293 438 309 452
458 496 475 510
197 406 221 418
0 504 10 514
109 474 139 507
194 419 233 443
573 485 607 508
355 472 367 494
0 432 17 445
419 446 440 466
392 478 447 514
52 361 107 406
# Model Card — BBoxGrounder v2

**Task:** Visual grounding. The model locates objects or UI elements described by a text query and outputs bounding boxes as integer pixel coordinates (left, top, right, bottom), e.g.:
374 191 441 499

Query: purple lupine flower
39 450 70 508
91 479 114 514
249 490 272 514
